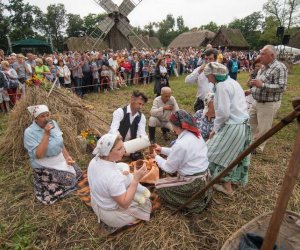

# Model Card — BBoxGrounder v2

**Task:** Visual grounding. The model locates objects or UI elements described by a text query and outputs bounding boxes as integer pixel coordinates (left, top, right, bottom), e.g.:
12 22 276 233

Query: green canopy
11 39 52 53
12 39 51 47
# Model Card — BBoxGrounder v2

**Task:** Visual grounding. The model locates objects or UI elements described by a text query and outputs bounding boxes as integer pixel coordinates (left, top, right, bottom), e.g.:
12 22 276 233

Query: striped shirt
252 59 287 102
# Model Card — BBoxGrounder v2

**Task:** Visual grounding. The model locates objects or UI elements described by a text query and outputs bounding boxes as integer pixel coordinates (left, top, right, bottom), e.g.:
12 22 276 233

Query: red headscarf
169 109 201 138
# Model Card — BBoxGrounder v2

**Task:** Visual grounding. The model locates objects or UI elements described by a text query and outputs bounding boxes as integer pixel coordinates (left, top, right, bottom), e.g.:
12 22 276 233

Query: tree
228 12 264 49
0 2 10 51
45 4 67 50
259 16 281 46
200 21 219 32
144 22 157 37
5 0 42 41
176 16 188 33
263 0 300 29
66 14 84 37
157 14 176 46
83 13 106 36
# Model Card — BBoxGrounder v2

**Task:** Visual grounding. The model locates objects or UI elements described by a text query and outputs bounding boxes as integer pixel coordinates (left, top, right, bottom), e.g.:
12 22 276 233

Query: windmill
82 0 148 51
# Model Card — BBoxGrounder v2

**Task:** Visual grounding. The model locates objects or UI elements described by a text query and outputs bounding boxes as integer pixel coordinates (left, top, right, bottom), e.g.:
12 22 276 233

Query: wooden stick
172 99 300 214
47 77 58 98
261 98 300 250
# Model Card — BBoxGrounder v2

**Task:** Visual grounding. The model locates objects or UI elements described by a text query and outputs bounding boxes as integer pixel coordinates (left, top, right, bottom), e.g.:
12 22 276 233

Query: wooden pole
261 98 300 250
172 98 300 214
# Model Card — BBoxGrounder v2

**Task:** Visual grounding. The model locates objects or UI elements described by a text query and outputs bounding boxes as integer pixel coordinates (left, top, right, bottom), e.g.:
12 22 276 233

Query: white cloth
35 152 76 175
27 105 49 118
185 67 214 100
155 130 209 176
88 158 126 209
92 133 118 157
109 105 147 141
214 77 249 132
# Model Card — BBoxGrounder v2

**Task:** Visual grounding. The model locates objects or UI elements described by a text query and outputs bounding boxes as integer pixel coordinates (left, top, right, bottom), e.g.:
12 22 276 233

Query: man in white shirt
109 90 148 142
108 53 119 90
185 49 217 112
148 87 179 143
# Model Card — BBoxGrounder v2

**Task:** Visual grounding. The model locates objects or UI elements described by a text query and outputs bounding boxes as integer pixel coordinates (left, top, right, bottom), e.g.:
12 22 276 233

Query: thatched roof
64 36 109 52
211 27 250 50
128 35 162 49
168 30 215 48
288 30 300 49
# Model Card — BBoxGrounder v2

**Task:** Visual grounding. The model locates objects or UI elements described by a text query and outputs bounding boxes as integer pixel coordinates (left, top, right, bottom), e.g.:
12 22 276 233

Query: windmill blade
118 0 143 17
117 15 134 37
93 0 118 13
117 16 148 48
97 16 115 33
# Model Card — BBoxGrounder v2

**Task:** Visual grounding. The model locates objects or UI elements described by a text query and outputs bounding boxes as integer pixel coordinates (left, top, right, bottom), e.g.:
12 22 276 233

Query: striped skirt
155 172 213 213
208 122 251 184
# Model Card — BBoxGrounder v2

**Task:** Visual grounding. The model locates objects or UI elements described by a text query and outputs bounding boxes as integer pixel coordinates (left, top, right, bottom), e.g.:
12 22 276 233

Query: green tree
0 2 10 51
157 14 176 46
66 14 84 37
176 16 188 32
228 12 264 49
83 13 106 36
144 22 157 37
200 21 219 32
5 0 42 41
45 4 67 50
260 16 280 45
263 0 300 29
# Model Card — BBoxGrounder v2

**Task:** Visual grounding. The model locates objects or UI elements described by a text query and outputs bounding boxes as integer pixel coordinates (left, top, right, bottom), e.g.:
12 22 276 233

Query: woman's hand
44 122 54 135
133 164 147 182
66 156 75 165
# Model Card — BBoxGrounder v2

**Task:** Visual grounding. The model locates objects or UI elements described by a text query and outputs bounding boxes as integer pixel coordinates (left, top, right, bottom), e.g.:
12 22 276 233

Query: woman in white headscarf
204 62 251 196
193 92 215 141
24 105 82 205
87 133 151 230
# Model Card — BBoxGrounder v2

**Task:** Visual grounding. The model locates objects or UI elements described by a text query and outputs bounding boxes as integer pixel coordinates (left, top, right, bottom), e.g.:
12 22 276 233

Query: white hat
92 133 118 158
27 105 49 118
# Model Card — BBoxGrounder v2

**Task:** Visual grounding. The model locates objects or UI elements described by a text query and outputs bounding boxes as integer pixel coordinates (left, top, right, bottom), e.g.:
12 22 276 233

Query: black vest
118 106 141 140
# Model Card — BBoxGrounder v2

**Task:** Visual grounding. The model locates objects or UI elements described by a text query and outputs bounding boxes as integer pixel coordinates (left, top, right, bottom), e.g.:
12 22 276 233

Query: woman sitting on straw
152 109 212 213
193 92 215 141
87 134 151 229
203 62 251 196
24 105 82 205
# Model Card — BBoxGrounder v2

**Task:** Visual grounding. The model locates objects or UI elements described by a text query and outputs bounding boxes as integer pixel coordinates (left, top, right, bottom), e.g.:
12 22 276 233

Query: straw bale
0 87 109 164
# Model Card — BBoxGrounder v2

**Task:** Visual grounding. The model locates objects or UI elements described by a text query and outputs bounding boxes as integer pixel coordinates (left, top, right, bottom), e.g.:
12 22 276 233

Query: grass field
0 65 299 249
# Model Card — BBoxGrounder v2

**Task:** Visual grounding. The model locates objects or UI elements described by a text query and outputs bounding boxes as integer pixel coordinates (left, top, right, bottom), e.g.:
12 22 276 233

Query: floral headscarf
203 92 215 114
169 109 200 138
204 62 228 82
92 133 118 158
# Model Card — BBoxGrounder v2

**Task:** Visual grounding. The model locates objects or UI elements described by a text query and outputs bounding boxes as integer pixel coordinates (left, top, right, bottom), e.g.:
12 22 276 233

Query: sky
8 0 268 28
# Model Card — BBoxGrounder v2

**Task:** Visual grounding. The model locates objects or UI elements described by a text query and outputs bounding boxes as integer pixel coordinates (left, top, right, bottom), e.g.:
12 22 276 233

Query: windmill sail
93 0 118 13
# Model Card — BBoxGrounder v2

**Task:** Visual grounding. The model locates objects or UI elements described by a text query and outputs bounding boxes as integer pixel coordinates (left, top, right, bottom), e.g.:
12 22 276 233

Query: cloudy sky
14 0 268 28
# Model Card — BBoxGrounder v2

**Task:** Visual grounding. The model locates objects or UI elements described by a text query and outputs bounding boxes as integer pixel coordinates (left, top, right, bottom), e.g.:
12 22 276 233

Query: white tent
275 45 300 55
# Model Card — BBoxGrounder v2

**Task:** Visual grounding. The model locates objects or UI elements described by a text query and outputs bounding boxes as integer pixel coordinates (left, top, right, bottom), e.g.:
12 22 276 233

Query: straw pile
0 87 110 164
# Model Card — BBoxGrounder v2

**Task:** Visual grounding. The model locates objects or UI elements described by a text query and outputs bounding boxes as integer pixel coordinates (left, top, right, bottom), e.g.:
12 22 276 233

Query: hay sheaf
0 87 110 164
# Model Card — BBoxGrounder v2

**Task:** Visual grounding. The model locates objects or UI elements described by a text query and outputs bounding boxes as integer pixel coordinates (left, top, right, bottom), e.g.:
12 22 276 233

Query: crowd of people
2 44 289 231
0 46 262 113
